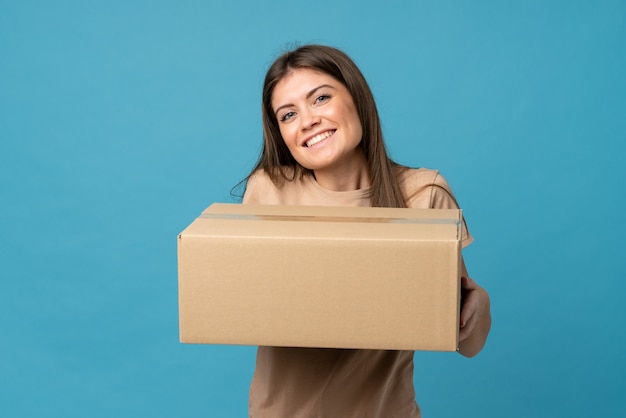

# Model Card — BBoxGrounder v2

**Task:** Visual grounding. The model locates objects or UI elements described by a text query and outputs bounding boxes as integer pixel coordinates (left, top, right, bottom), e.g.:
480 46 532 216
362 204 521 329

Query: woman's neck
312 152 370 192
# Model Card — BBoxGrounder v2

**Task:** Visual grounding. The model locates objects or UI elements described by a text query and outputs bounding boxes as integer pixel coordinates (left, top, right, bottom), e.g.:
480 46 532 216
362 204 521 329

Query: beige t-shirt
243 167 472 418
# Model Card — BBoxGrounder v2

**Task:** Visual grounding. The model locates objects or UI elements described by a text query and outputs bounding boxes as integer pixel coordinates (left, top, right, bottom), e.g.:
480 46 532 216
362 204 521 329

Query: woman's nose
300 109 321 130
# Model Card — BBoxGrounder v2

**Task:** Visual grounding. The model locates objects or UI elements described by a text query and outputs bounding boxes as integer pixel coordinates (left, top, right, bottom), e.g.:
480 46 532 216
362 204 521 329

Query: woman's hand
458 275 491 357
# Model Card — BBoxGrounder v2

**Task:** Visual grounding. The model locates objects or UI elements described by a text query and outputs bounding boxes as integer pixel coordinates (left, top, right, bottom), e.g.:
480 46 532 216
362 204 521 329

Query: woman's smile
304 130 336 148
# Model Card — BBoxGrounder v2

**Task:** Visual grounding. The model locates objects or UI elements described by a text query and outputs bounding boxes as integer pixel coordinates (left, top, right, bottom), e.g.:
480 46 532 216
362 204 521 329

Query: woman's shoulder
399 167 457 209
399 166 446 189
242 169 276 204
243 167 303 205
246 167 300 189
247 168 273 186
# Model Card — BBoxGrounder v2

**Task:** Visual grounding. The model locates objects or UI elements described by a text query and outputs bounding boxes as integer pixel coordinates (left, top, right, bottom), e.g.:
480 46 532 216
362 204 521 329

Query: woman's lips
305 130 335 147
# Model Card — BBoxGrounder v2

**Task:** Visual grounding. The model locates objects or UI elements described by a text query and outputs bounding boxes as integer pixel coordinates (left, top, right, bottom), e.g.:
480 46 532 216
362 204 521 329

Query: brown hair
243 44 407 208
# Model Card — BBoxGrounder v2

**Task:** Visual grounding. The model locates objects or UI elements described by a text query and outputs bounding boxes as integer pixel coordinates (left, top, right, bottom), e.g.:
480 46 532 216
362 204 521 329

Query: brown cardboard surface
178 203 462 351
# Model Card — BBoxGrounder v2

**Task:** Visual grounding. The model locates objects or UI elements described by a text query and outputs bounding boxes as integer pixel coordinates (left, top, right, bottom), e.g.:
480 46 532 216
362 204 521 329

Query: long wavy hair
242 44 407 208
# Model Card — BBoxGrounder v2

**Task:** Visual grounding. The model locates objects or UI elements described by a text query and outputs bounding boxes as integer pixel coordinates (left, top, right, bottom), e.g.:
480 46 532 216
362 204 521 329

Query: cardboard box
178 203 463 351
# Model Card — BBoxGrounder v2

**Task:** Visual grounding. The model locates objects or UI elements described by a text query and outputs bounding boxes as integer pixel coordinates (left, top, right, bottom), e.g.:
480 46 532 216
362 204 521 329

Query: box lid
182 203 463 242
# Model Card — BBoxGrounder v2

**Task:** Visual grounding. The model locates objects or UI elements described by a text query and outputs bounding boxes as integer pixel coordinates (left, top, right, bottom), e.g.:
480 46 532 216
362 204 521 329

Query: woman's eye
280 111 296 122
315 94 331 104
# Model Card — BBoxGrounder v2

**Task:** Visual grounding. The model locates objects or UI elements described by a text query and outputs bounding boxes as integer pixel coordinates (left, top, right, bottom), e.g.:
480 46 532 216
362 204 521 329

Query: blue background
1 1 624 416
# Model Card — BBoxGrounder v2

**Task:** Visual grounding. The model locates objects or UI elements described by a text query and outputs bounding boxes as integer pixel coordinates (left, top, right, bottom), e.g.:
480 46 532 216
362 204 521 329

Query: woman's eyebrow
306 84 334 99
274 84 336 117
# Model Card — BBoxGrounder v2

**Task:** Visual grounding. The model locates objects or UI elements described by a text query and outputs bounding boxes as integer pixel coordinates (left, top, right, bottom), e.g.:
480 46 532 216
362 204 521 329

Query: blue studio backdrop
1 1 624 417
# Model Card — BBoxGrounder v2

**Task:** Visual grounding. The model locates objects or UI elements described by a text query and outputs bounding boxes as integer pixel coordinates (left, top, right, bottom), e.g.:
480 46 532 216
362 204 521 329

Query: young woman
241 44 491 417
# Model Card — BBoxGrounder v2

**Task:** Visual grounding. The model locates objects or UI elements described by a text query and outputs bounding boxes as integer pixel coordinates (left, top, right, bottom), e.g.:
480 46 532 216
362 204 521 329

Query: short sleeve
430 172 473 248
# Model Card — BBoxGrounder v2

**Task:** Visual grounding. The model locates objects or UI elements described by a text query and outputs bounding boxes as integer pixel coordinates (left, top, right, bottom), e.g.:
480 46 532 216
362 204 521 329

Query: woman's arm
457 258 492 357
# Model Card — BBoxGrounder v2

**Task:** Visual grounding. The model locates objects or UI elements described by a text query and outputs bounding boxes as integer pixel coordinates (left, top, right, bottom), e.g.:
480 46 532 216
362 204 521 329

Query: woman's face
271 68 363 175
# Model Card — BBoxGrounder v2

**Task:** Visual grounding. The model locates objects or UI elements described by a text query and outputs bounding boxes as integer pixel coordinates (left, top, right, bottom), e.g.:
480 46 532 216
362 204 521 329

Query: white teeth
306 131 334 147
